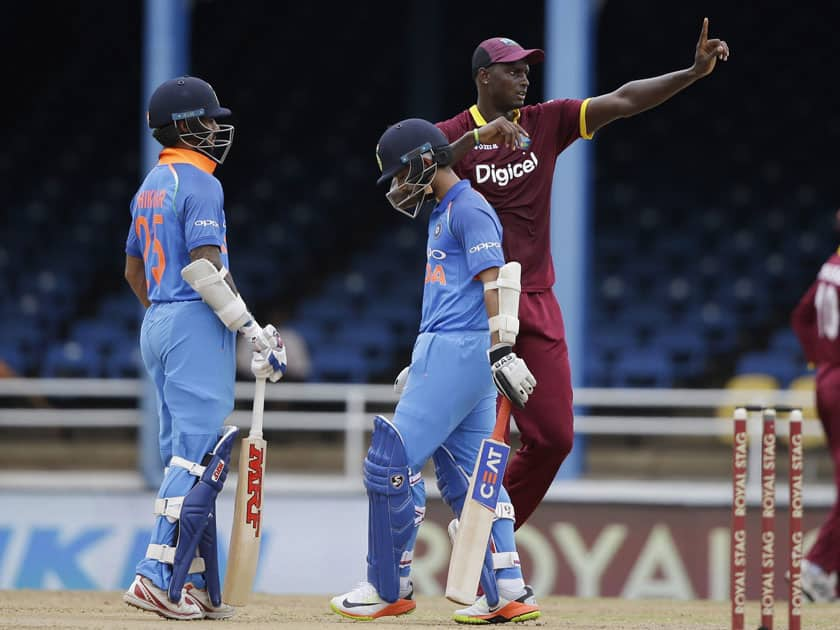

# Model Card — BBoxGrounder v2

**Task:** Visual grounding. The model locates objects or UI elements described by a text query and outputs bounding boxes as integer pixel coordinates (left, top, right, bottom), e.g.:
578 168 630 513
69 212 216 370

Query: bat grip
250 377 266 439
491 397 512 443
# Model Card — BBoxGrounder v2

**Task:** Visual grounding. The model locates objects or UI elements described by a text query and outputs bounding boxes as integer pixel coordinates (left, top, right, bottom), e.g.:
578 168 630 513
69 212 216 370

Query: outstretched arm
584 17 729 135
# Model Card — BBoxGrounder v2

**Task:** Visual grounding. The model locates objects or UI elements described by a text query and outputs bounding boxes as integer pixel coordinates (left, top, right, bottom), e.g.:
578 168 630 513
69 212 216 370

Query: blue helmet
375 118 452 218
147 76 234 164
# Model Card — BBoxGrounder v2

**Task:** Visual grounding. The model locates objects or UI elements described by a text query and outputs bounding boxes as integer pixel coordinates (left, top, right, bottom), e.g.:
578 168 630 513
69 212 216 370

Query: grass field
0 591 836 629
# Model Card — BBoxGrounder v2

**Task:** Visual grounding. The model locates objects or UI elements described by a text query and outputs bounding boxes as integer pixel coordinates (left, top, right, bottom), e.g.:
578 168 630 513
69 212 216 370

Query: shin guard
364 415 415 603
167 425 238 604
433 445 499 607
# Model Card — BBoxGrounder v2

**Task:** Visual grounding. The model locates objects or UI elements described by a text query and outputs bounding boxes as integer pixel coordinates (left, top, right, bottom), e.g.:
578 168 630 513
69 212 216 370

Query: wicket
730 405 804 630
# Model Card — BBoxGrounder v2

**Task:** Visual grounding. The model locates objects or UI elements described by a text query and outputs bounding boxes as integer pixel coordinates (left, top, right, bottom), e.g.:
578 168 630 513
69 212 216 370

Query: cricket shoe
799 559 837 603
123 574 204 620
452 585 541 624
185 583 236 619
330 581 416 620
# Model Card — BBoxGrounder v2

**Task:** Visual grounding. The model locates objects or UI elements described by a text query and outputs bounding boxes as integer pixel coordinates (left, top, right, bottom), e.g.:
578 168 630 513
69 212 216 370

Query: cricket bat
445 397 512 604
223 376 267 606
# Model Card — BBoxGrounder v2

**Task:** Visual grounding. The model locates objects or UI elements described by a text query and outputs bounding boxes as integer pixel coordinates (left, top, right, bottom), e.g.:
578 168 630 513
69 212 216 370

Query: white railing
0 379 827 504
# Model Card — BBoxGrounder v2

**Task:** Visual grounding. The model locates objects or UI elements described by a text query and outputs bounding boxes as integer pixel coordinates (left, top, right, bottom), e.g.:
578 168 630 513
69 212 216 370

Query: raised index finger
699 17 708 44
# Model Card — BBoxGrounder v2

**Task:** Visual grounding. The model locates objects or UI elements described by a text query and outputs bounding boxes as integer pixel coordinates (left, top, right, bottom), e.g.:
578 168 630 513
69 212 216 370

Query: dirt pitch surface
0 591 837 629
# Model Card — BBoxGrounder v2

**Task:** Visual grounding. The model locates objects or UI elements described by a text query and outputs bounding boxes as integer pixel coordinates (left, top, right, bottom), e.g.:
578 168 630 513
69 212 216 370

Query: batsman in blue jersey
330 119 540 624
121 76 287 621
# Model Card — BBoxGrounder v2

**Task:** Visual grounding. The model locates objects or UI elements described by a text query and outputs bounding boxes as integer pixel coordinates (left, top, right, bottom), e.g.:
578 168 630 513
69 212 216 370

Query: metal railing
0 378 825 501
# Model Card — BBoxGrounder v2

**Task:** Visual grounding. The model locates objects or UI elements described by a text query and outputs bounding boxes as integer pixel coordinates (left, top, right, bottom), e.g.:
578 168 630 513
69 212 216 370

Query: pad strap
146 543 206 574
168 456 206 477
154 497 184 520
491 551 520 570
495 502 515 521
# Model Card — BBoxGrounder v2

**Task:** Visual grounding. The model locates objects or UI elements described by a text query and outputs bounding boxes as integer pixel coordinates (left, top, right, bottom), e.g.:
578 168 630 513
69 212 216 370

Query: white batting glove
240 321 279 353
488 344 536 408
249 325 287 382
394 365 410 395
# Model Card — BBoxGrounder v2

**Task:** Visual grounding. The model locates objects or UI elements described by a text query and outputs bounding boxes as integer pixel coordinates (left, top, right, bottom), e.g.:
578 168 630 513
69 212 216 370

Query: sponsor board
0 492 826 598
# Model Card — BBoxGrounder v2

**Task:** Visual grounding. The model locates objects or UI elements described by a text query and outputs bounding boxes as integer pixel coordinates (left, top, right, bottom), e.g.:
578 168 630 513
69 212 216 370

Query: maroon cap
471 37 545 77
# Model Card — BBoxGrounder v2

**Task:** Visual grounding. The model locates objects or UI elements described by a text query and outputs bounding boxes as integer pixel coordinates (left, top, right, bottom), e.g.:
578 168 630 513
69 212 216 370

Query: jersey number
815 282 839 340
135 214 167 287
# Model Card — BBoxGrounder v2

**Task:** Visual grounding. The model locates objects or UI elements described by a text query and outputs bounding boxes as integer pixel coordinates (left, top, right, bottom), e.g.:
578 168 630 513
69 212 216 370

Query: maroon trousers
807 365 840 575
502 290 575 529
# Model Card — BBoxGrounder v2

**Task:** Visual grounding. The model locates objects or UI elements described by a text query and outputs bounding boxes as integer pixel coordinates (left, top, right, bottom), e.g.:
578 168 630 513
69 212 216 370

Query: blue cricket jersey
420 179 505 333
125 148 230 302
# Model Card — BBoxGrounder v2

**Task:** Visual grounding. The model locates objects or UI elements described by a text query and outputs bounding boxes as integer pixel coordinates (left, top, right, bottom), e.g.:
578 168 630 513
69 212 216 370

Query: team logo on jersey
434 223 442 238
475 152 539 187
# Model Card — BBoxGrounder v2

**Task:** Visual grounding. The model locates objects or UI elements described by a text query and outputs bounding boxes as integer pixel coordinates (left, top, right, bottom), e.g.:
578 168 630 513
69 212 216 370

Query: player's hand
692 17 729 78
241 321 280 353
478 116 531 151
250 325 286 382
488 344 536 408
394 365 410 395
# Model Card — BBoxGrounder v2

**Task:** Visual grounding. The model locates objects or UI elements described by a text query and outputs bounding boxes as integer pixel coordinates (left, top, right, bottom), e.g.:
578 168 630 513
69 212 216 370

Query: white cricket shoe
123 574 204 620
453 585 541 624
185 582 236 619
330 581 416 620
800 559 838 603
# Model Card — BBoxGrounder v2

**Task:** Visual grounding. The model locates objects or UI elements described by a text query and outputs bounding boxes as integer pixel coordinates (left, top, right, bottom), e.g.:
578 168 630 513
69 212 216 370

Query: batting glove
488 343 536 408
250 325 287 382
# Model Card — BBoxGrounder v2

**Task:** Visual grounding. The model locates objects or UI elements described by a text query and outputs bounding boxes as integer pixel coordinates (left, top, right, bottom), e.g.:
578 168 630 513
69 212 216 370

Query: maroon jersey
792 248 840 365
437 99 588 291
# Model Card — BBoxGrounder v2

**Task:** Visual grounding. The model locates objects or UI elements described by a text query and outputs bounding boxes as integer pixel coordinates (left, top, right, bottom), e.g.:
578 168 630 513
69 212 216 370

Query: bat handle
492 397 512 442
250 377 266 439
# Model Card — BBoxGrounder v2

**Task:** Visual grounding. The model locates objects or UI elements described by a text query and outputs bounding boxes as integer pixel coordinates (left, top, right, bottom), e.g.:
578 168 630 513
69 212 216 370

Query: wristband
473 128 481 147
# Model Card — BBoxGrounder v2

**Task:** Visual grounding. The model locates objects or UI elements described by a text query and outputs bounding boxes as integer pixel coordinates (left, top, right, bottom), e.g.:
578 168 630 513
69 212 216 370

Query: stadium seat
735 350 805 387
310 348 369 383
42 342 102 378
612 348 672 387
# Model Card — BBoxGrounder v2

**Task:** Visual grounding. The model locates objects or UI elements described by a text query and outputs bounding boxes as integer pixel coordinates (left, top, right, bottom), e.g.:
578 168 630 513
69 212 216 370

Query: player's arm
444 117 530 166
124 254 151 308
791 281 820 365
584 17 729 135
182 245 287 382
479 263 536 408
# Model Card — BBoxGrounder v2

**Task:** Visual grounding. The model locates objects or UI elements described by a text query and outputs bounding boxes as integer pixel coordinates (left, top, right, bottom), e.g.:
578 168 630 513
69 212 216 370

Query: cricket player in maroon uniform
791 230 840 602
437 19 729 529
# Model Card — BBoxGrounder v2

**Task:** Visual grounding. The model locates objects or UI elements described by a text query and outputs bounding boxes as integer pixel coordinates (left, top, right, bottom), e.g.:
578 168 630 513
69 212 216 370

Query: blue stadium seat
309 347 369 383
0 345 27 374
70 319 135 355
42 342 102 378
735 350 805 386
103 347 142 378
612 348 672 387
649 329 707 379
